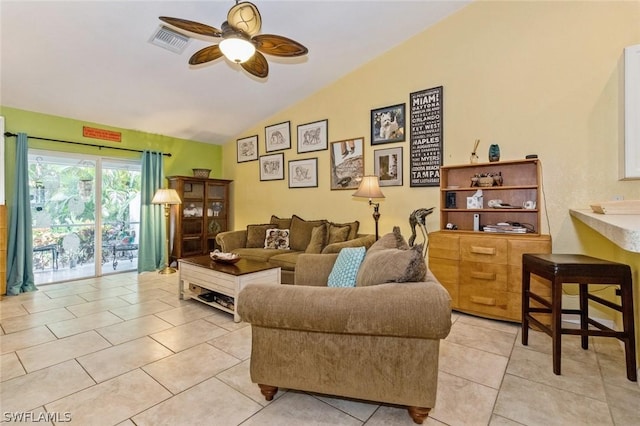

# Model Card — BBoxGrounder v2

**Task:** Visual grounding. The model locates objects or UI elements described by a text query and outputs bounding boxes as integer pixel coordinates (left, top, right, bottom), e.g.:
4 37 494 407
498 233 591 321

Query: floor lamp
152 188 182 274
353 175 385 240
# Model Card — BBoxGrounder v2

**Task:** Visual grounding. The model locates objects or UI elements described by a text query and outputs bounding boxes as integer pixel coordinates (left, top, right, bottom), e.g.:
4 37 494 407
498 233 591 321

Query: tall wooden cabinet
428 159 551 322
167 176 232 262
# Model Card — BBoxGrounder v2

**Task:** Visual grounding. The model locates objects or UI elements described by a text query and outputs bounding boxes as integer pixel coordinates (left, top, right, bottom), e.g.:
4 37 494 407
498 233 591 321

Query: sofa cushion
289 215 327 251
356 244 426 287
330 220 360 240
246 224 272 248
265 228 290 249
327 224 350 245
268 251 304 271
270 215 292 229
305 225 327 254
328 247 367 288
231 247 290 263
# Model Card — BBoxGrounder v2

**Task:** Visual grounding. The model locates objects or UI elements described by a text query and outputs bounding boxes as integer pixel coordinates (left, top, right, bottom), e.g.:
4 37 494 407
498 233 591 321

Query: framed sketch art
297 119 328 153
371 103 406 145
288 158 318 188
330 137 364 190
265 121 291 152
259 153 285 181
237 135 258 163
374 147 403 186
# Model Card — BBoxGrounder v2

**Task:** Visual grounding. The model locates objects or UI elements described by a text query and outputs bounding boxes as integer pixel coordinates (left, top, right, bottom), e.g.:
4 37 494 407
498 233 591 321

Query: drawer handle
470 246 496 255
470 295 496 306
470 271 496 280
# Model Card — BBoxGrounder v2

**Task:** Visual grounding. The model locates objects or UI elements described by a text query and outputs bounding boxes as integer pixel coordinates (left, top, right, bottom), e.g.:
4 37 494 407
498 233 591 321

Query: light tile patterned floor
1 272 638 425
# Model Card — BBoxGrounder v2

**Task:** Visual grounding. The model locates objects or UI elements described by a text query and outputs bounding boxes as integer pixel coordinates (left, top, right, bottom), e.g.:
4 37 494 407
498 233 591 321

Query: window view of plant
29 154 141 282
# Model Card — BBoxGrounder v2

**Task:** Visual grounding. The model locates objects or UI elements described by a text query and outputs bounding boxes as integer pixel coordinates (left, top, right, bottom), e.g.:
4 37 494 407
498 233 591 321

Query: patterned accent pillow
328 247 367 288
264 228 290 249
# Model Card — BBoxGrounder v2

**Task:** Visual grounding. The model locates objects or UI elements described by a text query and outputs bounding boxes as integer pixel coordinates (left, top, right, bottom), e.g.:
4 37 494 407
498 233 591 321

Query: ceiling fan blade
241 51 269 78
226 1 262 36
159 16 222 37
254 34 308 57
189 45 224 65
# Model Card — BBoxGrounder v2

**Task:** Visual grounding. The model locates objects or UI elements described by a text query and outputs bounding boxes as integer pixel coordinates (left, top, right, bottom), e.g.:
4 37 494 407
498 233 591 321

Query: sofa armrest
238 280 452 339
216 230 247 252
321 234 376 254
294 253 338 286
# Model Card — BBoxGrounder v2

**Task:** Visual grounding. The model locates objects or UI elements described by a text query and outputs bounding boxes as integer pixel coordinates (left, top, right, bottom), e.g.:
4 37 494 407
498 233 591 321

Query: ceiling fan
159 1 308 79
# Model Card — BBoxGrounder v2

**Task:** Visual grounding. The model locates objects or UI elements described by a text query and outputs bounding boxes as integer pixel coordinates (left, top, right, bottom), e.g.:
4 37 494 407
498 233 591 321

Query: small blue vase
489 144 500 162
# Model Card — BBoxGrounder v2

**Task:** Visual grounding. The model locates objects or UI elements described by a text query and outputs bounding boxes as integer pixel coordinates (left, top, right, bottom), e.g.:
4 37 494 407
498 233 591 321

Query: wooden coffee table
178 255 281 322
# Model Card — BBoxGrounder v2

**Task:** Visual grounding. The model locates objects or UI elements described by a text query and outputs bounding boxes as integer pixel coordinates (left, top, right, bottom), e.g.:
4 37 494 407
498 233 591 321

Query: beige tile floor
1 272 638 425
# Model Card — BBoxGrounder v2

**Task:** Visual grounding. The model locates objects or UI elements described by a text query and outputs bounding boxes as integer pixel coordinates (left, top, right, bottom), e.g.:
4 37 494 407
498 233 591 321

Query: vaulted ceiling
1 1 470 144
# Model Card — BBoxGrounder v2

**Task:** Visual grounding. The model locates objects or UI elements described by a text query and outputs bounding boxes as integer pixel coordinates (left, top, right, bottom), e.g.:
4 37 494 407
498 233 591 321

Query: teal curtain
6 133 37 295
137 151 165 272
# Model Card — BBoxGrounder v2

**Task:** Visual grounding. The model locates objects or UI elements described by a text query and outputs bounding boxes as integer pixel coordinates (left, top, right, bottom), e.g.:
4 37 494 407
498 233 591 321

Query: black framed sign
409 86 443 187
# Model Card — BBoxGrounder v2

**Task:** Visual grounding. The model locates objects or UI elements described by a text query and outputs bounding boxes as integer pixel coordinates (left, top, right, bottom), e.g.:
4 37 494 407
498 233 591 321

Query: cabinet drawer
429 258 459 306
458 288 520 321
429 232 459 260
460 262 508 291
507 237 551 266
460 237 507 263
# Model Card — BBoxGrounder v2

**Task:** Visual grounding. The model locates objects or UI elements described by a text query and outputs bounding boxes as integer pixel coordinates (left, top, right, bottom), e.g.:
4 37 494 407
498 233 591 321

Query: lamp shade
219 37 256 63
152 188 182 205
353 175 385 199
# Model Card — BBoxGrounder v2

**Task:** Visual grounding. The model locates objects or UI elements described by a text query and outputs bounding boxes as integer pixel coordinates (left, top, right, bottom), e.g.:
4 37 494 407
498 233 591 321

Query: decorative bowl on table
210 250 241 264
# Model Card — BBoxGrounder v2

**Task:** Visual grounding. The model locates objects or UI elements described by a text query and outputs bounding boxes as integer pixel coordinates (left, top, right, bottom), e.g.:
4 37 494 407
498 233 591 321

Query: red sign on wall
83 126 122 142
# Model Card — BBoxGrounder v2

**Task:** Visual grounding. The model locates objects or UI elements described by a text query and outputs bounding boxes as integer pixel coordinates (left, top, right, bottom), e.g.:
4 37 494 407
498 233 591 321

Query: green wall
1 106 224 205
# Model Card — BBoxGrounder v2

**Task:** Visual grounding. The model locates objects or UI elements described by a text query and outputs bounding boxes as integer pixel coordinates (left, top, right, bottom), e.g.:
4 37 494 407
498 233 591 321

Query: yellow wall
223 0 640 236
222 1 640 368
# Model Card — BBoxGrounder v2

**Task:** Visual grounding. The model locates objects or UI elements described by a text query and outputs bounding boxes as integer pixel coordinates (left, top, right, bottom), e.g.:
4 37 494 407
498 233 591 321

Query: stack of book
483 224 528 233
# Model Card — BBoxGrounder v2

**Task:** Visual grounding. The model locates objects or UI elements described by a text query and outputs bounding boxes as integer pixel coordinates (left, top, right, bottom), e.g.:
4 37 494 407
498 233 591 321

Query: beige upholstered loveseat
215 215 374 284
237 230 452 424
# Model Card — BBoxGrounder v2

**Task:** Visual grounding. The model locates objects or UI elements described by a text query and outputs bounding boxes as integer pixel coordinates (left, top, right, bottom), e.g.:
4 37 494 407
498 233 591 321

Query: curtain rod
3 131 172 157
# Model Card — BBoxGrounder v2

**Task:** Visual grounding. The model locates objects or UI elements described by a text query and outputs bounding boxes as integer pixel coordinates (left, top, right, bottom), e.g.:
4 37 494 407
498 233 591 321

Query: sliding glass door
29 151 141 284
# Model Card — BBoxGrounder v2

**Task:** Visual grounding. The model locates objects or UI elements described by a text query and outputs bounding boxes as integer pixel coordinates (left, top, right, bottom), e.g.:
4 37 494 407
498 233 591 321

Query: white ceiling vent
150 26 191 54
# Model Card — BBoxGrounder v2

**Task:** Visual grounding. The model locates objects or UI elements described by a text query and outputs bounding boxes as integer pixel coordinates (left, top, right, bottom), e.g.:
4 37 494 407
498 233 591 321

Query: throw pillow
356 244 426 287
289 215 327 251
330 220 360 240
328 247 367 288
264 228 290 249
305 224 327 253
270 215 292 229
327 224 350 245
368 226 409 253
246 224 272 248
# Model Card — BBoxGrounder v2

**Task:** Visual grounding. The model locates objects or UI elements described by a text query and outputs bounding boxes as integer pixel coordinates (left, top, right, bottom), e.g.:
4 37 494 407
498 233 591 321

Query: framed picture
371 103 406 145
330 137 364 190
288 158 318 188
374 147 403 186
297 119 328 153
265 121 291 152
237 135 258 163
259 153 285 181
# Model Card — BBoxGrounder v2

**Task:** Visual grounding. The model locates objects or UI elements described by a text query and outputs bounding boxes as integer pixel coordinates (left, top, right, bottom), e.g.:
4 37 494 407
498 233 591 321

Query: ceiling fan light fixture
219 37 255 63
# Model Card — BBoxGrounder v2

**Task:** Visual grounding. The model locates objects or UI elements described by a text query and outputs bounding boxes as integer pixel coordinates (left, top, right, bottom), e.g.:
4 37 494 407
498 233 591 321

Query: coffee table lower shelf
178 256 281 322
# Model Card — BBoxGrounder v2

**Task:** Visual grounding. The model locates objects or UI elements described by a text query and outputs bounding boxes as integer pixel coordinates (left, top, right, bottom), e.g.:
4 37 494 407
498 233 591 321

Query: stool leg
620 278 637 381
552 277 562 375
521 263 531 346
579 283 589 350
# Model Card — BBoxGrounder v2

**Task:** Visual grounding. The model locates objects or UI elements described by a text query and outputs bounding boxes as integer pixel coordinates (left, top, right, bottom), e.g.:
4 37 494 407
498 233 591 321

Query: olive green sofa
215 215 375 284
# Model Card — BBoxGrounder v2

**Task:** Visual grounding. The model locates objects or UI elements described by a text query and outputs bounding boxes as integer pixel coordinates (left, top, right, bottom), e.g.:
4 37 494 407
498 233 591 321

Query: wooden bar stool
522 253 637 381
